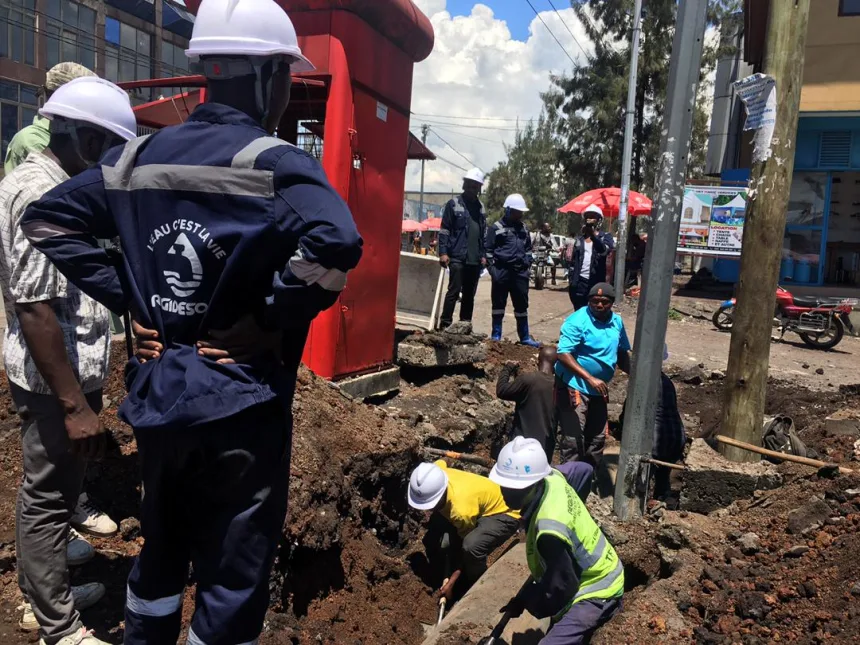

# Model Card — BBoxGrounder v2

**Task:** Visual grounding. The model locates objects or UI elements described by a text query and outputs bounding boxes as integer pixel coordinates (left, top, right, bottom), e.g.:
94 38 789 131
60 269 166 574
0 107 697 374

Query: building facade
1 0 194 173
708 0 860 286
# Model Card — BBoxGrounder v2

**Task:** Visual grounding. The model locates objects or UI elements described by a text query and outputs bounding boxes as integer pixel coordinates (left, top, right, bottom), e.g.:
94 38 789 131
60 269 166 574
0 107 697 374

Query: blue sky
446 0 537 41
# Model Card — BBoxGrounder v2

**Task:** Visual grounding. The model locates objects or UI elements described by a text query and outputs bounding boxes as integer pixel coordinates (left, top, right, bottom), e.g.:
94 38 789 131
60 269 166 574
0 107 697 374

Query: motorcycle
531 244 550 290
712 286 856 350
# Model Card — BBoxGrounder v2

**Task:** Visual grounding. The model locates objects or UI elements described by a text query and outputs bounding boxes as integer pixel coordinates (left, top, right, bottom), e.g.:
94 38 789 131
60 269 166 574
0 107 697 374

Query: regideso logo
164 232 203 298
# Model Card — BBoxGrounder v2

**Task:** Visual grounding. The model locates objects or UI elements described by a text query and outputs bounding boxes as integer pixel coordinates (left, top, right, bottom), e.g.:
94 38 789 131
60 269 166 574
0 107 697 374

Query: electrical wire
432 153 469 173
418 119 522 131
428 128 477 168
411 112 537 122
523 0 579 68
545 0 592 62
419 125 509 145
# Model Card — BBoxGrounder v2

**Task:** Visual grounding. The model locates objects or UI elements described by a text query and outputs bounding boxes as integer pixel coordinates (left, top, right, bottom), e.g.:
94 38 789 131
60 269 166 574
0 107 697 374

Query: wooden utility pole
719 0 810 463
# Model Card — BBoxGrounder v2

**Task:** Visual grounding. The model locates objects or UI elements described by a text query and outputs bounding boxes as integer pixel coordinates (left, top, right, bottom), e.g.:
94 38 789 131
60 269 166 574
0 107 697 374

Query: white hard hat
489 437 552 490
503 193 529 212
40 77 136 141
186 0 315 72
583 204 604 219
407 463 449 510
463 168 485 185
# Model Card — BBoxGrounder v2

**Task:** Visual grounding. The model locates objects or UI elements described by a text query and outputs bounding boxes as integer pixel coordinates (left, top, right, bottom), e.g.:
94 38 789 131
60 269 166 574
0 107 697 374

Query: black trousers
441 261 482 327
569 279 591 311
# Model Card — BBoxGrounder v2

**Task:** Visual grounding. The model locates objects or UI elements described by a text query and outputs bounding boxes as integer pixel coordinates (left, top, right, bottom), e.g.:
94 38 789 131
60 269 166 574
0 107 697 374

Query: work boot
491 314 503 341
67 528 95 567
20 583 106 632
71 493 118 537
516 318 541 347
39 627 109 645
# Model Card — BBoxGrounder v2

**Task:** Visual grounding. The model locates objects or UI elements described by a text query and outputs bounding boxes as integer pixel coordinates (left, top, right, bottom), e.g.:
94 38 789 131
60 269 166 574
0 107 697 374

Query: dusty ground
0 281 859 643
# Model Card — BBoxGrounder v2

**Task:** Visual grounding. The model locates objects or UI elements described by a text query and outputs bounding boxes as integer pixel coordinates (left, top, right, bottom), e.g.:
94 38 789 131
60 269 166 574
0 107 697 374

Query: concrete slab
335 366 401 399
421 543 549 645
397 339 487 367
680 439 783 514
825 408 860 438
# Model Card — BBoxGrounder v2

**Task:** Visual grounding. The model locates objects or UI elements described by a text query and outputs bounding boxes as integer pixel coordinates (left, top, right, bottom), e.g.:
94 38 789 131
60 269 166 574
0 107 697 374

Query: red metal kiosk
123 1 434 395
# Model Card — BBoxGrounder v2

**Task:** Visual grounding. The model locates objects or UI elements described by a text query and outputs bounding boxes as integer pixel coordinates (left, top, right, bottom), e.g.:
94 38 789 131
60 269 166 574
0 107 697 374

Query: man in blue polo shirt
555 282 630 466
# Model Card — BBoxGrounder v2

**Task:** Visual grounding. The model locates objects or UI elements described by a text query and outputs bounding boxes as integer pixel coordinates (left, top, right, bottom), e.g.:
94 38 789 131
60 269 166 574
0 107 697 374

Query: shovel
478 576 534 645
437 577 450 625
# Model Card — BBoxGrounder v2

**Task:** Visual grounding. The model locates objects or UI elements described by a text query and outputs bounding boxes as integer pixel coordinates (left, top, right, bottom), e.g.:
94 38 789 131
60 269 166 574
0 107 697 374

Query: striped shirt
0 152 110 394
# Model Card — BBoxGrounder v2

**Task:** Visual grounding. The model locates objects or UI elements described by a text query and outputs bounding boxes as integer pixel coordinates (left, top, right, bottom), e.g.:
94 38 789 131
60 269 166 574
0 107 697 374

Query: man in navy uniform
438 167 487 330
20 1 363 643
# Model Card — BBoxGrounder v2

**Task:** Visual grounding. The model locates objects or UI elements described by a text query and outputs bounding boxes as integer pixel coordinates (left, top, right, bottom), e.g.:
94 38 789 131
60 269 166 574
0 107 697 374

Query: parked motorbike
712 286 856 350
531 245 549 290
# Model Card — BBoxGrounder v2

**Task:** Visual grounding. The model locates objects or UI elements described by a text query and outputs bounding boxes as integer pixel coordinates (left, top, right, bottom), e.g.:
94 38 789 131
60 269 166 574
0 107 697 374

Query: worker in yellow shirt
408 460 520 602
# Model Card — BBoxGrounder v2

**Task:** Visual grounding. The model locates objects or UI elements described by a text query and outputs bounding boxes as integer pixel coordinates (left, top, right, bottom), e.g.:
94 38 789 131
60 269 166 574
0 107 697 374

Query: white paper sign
376 101 389 122
734 73 777 163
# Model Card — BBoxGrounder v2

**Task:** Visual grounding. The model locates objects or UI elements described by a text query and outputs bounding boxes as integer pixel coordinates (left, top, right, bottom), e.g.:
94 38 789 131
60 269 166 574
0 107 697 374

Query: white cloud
407 1 593 193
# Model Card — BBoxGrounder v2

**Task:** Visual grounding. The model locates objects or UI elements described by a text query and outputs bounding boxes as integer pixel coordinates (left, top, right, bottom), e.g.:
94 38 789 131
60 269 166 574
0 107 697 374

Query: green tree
484 114 566 232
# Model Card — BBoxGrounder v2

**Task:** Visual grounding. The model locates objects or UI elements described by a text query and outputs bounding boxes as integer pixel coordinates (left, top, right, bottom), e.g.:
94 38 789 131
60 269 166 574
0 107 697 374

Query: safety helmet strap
52 118 121 168
201 55 290 123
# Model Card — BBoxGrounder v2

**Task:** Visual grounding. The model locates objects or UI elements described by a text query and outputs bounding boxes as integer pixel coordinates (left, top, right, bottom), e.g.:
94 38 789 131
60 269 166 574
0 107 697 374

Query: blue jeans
124 400 291 645
541 597 622 644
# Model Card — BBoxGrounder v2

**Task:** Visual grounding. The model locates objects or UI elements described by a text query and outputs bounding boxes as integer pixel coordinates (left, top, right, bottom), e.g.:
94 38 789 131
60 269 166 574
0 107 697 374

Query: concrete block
825 408 860 438
396 252 445 331
335 366 401 400
680 439 783 514
397 339 487 367
421 543 549 645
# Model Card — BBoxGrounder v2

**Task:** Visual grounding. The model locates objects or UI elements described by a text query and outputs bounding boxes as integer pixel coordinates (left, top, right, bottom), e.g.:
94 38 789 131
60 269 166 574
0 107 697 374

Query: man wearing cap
488 437 624 644
408 460 520 603
438 168 487 330
0 76 137 645
485 193 540 346
4 63 96 174
566 205 615 311
21 2 363 643
555 282 631 467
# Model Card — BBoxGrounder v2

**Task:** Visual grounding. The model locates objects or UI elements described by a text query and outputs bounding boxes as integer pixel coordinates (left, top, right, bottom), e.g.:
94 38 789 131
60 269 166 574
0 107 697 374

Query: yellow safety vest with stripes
525 470 624 617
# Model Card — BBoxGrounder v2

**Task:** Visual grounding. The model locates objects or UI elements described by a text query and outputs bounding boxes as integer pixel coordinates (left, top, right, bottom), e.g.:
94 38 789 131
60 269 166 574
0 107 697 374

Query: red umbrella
402 219 423 233
558 187 652 218
421 217 443 231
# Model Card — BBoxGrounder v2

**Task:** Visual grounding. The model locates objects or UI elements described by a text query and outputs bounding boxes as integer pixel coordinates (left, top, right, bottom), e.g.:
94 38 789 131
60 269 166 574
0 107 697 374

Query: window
0 81 40 164
45 0 97 71
160 40 189 76
840 0 860 15
1 0 37 66
105 17 154 102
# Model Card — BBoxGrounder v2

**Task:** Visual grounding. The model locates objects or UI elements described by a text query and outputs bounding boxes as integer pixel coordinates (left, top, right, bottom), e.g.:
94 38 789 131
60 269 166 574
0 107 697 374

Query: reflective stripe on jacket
21 103 363 431
438 195 486 261
526 470 624 618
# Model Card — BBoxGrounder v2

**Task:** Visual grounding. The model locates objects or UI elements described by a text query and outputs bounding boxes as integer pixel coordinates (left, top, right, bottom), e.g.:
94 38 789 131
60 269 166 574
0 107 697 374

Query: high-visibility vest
526 471 624 618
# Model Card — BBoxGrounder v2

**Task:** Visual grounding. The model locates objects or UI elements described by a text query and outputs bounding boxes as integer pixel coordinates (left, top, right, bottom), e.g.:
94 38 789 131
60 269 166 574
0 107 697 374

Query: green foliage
484 0 742 222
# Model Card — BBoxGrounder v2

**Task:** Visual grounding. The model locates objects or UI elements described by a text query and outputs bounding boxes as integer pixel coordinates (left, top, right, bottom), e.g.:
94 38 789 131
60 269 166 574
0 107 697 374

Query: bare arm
617 349 631 375
557 352 608 397
16 301 104 455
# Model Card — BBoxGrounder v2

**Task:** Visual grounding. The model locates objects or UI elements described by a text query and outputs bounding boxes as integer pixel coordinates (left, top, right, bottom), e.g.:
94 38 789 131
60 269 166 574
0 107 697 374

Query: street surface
470 277 859 391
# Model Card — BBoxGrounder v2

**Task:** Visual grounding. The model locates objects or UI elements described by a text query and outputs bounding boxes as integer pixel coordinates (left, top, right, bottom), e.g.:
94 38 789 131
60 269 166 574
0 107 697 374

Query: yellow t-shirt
436 460 520 537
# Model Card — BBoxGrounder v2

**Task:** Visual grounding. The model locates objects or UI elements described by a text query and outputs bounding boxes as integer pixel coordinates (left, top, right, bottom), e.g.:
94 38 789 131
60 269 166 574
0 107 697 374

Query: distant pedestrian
555 283 631 467
567 205 615 310
533 222 559 285
619 344 685 500
496 346 557 460
486 193 540 346
438 168 487 329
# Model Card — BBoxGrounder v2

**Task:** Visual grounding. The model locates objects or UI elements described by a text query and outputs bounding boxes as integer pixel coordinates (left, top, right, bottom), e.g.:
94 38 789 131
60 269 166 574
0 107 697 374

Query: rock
459 383 473 394
702 565 725 585
816 368 825 375
709 370 726 381
680 439 783 514
785 545 810 558
102 396 113 409
787 498 831 534
0 543 14 574
680 365 707 385
460 396 478 405
815 531 833 549
851 583 860 596
444 321 473 335
724 546 744 562
649 615 667 634
801 581 818 598
737 532 761 555
802 363 810 369
601 523 629 546
825 409 860 438
396 338 487 368
120 517 141 541
658 524 689 550
735 591 768 619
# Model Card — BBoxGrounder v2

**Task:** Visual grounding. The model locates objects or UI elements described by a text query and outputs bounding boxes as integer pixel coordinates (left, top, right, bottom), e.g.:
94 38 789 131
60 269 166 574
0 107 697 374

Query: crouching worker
408 460 519 603
489 437 624 644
